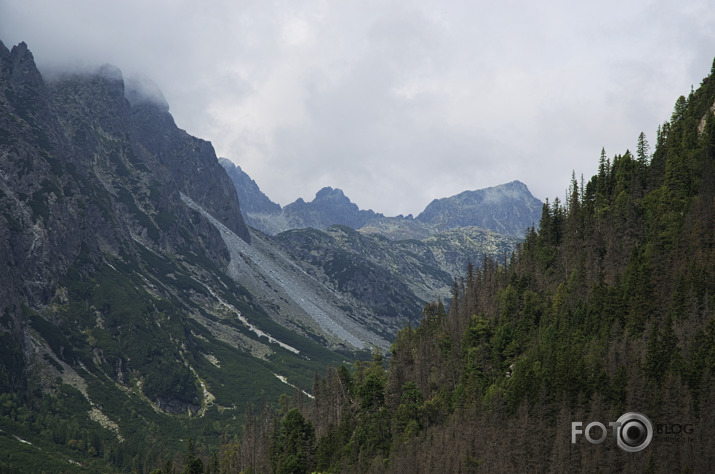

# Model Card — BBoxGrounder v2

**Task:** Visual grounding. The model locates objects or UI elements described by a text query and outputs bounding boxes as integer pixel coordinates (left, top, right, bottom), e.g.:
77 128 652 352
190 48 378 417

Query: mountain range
0 40 537 471
220 158 542 239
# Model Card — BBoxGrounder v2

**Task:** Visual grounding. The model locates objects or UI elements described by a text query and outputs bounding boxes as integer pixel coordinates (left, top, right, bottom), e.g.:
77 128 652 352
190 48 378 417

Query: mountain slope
217 163 538 308
0 40 360 471
273 224 521 327
181 194 390 350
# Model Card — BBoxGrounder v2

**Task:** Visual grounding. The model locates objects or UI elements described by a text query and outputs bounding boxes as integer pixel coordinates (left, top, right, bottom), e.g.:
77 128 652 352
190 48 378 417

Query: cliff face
219 157 281 216
0 43 83 392
0 42 122 321
128 93 252 244
0 40 251 310
0 40 254 412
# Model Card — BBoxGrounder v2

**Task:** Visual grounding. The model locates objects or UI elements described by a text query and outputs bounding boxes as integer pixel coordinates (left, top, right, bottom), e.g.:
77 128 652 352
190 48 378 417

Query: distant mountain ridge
219 159 542 238
416 180 543 236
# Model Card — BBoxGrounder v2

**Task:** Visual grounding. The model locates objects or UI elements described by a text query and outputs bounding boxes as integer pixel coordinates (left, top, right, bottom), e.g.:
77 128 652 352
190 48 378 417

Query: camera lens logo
571 412 654 452
615 412 653 452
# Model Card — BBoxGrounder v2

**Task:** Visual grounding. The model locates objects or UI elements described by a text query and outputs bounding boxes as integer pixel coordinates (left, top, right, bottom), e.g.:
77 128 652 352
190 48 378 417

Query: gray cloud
2 0 713 215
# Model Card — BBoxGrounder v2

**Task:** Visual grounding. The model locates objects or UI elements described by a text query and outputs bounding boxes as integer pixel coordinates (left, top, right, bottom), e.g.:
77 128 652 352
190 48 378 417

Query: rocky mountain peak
416 180 542 237
3 40 33 70
309 187 358 214
314 186 348 203
500 179 529 193
98 63 123 82
1 40 49 118
277 186 380 232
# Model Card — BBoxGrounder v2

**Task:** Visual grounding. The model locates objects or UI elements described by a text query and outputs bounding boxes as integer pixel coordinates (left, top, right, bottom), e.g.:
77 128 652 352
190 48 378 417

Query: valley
0 39 534 471
7 36 711 474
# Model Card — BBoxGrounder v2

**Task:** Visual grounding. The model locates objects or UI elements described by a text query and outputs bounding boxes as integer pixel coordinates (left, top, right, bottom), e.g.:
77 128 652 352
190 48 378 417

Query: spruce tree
637 131 650 165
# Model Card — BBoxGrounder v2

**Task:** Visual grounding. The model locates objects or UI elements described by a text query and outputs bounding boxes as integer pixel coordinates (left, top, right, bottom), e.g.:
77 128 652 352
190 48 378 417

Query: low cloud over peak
2 0 713 215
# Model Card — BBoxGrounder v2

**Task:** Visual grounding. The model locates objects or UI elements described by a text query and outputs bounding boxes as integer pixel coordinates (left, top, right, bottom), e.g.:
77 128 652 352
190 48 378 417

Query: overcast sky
2 0 714 216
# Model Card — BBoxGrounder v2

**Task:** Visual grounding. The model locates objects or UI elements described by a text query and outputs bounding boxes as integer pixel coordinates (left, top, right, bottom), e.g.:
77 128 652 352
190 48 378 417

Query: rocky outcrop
219 157 280 216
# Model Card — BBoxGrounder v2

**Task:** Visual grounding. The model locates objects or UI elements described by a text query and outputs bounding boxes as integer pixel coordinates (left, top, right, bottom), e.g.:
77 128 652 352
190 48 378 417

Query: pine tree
671 95 688 123
637 132 650 165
